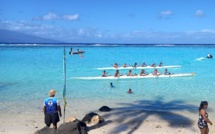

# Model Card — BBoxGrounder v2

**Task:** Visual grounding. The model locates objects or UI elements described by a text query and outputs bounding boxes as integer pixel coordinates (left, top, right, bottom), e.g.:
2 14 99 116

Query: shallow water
0 45 215 116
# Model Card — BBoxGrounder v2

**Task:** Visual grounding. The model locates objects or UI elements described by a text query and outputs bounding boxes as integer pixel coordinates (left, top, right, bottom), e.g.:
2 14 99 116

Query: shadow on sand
95 96 199 134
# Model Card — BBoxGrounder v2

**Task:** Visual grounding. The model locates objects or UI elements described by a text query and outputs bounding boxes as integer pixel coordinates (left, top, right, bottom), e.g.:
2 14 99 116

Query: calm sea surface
0 44 215 116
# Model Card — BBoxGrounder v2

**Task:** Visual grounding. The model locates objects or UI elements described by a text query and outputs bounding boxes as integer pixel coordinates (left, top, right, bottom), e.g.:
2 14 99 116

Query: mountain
0 29 64 43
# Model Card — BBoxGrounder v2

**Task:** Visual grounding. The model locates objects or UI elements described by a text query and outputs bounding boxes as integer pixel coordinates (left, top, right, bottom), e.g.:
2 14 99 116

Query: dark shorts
45 112 60 125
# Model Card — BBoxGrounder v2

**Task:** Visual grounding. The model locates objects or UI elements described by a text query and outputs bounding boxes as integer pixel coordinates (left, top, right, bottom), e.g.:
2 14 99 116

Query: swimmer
127 89 132 94
110 82 114 88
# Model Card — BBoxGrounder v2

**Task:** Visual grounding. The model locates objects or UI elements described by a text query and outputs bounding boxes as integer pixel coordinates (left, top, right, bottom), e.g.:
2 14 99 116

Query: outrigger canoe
95 65 181 70
71 73 196 80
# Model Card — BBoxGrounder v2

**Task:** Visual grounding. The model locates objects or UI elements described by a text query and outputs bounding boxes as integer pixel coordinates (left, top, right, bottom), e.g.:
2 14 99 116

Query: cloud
63 14 79 20
43 13 58 20
201 29 215 33
158 10 173 19
195 10 206 17
33 12 79 21
1 20 215 43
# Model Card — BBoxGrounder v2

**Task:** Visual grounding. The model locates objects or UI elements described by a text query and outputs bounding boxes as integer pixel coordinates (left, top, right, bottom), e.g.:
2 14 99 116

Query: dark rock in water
34 120 88 134
99 106 112 112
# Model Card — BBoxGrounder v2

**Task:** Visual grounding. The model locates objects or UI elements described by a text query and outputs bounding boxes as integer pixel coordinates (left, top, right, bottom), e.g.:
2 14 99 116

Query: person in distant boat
207 53 213 58
127 69 137 76
139 69 148 76
141 62 146 67
151 63 156 67
114 70 123 77
69 48 73 54
123 63 127 67
44 89 62 129
133 62 138 68
69 48 84 54
77 49 84 53
110 82 114 88
127 89 132 94
198 101 213 134
158 62 163 67
114 63 119 68
102 70 108 77
164 69 171 75
153 69 161 76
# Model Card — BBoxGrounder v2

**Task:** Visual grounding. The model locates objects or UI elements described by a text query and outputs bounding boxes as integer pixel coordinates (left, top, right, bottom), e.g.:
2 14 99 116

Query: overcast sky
0 0 215 44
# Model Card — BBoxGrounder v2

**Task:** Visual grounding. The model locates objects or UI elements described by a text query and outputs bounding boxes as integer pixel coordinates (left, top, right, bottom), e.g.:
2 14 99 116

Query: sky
0 0 215 44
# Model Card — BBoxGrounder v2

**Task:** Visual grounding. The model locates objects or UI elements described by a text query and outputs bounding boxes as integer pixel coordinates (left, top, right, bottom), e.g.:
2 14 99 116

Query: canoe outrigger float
71 73 196 80
95 65 181 70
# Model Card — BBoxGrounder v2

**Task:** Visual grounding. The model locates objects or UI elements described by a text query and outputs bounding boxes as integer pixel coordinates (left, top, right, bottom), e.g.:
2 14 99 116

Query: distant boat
206 53 213 59
69 48 85 55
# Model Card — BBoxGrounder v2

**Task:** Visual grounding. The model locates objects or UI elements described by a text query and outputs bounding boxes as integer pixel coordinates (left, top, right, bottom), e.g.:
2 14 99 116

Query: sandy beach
1 100 215 134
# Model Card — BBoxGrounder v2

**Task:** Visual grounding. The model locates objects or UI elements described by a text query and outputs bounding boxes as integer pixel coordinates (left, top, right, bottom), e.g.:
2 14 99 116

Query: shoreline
1 100 215 134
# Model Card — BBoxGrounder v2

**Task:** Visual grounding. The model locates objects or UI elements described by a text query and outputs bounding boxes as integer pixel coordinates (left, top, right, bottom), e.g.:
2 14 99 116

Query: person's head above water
110 82 114 87
128 89 132 93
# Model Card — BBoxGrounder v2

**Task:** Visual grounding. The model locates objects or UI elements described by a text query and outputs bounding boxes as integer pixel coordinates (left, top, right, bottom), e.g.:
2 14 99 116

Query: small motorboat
206 53 213 59
69 48 85 55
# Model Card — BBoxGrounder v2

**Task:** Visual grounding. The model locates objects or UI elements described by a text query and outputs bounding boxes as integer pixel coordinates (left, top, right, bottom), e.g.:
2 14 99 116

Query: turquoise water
0 45 215 114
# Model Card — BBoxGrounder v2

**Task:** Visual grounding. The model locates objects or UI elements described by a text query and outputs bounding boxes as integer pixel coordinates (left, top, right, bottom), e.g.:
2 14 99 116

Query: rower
140 69 148 76
153 69 161 76
158 62 163 67
113 63 119 68
114 70 122 77
102 70 108 77
151 63 156 67
133 62 137 68
164 69 170 75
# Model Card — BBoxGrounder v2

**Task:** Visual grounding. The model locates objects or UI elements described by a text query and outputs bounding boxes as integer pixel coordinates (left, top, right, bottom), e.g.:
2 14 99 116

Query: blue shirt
44 97 59 113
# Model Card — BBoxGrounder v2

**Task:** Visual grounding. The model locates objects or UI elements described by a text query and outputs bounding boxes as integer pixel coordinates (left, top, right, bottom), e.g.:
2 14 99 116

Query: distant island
0 29 63 44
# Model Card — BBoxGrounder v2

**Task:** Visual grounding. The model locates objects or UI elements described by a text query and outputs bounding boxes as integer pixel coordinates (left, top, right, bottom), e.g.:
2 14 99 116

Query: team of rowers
102 68 172 77
114 62 163 68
